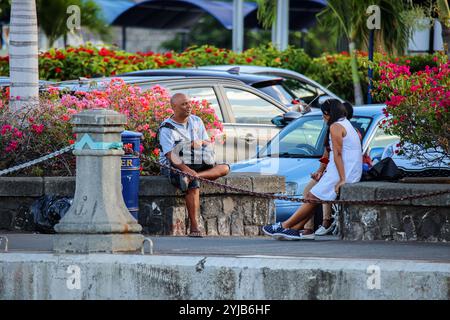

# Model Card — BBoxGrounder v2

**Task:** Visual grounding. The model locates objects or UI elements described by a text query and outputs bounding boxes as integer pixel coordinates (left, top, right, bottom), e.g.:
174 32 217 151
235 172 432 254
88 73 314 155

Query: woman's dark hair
320 99 348 126
320 99 348 149
343 101 353 120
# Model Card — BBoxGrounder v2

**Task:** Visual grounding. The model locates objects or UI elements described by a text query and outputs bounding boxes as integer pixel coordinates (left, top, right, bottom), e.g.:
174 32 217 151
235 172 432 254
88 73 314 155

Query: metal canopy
110 0 257 30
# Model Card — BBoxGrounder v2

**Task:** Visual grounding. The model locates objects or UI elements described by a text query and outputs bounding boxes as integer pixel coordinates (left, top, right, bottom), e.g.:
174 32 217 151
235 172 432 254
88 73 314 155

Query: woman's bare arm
330 123 346 193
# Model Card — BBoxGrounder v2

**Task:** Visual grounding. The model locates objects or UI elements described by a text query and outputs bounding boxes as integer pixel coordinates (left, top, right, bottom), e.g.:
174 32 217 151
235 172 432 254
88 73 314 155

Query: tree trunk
9 0 39 113
349 41 364 105
442 23 450 58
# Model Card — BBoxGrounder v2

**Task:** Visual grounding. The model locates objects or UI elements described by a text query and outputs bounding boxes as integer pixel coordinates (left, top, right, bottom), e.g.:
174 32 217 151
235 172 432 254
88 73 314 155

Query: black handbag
362 157 403 181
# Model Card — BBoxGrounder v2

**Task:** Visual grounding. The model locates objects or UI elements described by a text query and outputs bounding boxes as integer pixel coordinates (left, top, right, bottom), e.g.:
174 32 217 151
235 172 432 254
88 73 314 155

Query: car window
349 117 372 139
256 83 296 105
171 87 223 121
368 124 400 150
224 88 284 125
283 78 322 103
259 115 325 158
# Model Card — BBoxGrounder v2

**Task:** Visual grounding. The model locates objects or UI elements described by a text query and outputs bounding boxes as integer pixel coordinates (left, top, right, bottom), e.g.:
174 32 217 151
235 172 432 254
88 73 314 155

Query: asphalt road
1 232 450 263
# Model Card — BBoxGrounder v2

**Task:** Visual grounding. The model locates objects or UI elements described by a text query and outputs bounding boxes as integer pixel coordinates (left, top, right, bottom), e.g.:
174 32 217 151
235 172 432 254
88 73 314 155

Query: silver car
56 76 291 162
199 65 343 108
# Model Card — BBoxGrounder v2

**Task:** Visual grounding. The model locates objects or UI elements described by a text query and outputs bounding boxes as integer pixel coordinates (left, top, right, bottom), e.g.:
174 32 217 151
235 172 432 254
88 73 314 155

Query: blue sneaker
276 228 301 240
262 222 284 236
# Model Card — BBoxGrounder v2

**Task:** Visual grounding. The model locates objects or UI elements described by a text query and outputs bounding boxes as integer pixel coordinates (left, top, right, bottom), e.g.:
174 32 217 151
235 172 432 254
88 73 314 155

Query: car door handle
239 134 256 142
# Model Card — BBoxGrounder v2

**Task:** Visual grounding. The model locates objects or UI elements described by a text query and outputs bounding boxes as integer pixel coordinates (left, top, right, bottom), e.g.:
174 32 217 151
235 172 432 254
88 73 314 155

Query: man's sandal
188 230 203 238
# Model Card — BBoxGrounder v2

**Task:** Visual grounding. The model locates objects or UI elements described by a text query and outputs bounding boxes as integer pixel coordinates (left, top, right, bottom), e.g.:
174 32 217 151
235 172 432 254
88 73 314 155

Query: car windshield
257 83 297 105
258 116 373 158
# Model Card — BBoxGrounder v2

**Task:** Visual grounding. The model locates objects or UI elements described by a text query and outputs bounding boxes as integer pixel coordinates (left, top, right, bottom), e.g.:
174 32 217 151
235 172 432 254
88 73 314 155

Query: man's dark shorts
161 163 230 192
161 167 200 190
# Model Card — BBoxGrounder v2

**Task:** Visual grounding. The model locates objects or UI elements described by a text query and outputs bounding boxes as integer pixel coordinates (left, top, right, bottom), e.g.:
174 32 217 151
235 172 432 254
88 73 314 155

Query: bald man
158 93 229 237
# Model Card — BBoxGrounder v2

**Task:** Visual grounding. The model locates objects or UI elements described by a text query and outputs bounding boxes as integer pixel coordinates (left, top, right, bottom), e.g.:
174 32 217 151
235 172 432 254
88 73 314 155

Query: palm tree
9 0 39 112
2 0 110 49
436 0 450 57
317 0 411 105
37 0 110 48
256 0 413 104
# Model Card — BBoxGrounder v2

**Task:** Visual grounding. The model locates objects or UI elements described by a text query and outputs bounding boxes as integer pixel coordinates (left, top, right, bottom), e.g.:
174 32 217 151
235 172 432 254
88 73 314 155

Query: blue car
231 104 400 222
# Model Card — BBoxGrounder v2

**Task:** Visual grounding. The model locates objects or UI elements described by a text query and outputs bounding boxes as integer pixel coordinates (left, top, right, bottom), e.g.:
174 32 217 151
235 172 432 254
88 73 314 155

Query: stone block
200 176 226 195
44 177 75 196
244 226 260 236
252 199 270 225
224 174 252 195
53 234 144 253
231 215 244 236
0 177 43 197
409 184 450 207
222 197 235 216
249 174 285 193
200 197 223 219
206 218 218 236
139 176 179 196
217 215 230 236
340 182 379 202
166 206 187 236
375 185 412 206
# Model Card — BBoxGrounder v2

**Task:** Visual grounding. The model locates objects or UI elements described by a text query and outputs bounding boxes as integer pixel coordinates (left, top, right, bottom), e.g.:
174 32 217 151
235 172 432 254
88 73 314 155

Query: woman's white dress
310 118 362 201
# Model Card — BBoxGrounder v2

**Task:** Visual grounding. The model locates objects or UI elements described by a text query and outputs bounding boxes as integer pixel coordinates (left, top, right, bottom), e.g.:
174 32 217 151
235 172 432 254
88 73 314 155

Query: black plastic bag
362 157 403 181
31 195 72 233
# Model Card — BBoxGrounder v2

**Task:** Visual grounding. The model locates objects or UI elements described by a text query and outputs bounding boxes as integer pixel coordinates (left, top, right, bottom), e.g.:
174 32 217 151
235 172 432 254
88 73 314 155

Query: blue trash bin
121 130 143 220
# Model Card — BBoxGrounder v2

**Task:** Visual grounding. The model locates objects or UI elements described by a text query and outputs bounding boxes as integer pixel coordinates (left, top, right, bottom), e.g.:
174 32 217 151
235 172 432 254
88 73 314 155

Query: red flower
61 114 70 121
152 148 160 157
55 67 62 73
99 48 112 57
55 51 66 60
205 47 213 53
68 139 75 145
164 52 173 59
165 59 176 65
246 57 253 63
31 124 44 134
103 58 110 63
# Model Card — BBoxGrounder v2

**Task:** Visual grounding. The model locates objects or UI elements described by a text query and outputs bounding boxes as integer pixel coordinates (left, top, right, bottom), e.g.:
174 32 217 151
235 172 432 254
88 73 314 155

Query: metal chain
1 147 448 204
140 154 450 205
0 145 74 176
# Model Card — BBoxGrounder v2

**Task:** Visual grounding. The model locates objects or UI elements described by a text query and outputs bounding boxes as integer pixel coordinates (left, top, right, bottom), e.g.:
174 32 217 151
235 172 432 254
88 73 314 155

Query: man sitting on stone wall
158 93 230 237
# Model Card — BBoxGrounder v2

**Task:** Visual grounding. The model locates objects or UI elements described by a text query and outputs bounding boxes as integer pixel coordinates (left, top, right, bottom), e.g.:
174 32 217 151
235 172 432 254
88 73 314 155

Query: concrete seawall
1 253 449 300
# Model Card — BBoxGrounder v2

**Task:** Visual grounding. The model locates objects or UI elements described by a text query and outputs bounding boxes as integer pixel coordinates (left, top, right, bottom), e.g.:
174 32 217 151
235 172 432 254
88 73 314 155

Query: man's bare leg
197 164 229 180
185 188 200 234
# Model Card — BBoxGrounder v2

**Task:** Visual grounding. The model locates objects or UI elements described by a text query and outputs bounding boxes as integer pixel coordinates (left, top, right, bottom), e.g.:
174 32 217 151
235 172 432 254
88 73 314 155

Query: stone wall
340 182 450 242
2 253 449 300
0 173 284 236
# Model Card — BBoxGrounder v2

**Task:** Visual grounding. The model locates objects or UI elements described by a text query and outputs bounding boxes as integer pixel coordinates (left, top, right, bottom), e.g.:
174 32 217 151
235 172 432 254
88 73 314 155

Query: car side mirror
283 111 303 123
369 147 385 162
271 115 285 127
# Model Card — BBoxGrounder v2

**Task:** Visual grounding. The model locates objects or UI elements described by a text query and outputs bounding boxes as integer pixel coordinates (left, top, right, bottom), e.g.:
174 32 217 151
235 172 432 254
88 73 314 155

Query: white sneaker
298 231 315 240
315 220 336 236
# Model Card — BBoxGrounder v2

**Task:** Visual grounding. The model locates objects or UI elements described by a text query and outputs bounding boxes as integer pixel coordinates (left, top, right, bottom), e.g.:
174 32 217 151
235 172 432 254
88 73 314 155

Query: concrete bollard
53 109 144 253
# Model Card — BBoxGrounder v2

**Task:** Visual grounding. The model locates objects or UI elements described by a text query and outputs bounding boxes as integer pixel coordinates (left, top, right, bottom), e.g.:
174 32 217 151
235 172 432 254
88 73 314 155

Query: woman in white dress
262 99 363 240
